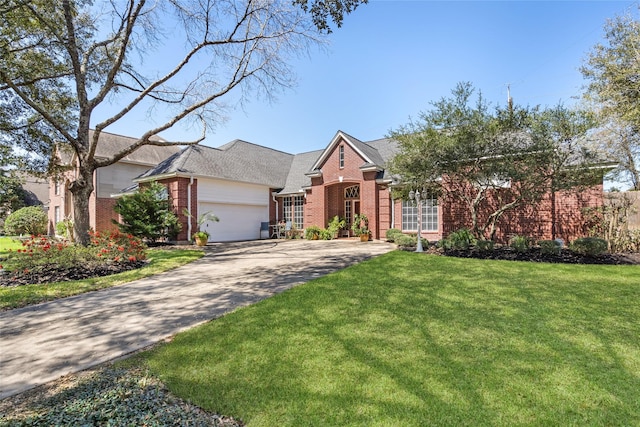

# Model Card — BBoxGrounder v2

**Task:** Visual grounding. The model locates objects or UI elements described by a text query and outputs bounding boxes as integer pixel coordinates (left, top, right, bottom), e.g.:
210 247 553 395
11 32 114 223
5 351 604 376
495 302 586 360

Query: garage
198 202 268 242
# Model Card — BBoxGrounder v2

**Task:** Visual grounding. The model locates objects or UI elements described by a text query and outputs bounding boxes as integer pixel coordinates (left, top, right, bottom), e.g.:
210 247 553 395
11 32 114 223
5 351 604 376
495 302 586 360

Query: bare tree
0 0 357 244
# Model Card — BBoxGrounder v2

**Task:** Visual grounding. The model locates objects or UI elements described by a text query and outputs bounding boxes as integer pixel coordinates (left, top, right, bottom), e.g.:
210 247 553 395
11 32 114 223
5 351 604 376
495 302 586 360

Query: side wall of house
416 184 604 244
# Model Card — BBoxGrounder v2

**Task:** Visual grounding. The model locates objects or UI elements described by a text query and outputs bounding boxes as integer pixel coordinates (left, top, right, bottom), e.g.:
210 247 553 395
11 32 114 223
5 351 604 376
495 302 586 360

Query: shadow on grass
142 253 640 426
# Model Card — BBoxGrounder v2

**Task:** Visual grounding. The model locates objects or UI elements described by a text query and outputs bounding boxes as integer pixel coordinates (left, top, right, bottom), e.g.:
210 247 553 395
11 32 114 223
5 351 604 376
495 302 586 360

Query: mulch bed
0 261 148 287
434 246 640 265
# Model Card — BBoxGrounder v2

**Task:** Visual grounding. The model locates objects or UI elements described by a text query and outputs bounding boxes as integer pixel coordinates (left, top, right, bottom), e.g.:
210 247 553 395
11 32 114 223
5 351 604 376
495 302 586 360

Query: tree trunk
69 166 95 246
550 188 557 241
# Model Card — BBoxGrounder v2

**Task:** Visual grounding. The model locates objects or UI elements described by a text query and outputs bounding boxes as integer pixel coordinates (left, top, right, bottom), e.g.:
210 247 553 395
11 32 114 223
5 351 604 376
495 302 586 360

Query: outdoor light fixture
408 189 424 253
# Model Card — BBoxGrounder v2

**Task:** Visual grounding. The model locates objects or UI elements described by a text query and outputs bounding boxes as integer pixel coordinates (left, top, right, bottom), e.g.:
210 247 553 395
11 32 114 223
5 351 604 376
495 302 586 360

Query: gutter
272 191 279 222
187 176 194 242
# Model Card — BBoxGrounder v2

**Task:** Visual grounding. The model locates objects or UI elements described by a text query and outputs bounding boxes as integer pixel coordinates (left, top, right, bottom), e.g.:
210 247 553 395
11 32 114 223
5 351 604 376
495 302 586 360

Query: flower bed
0 231 147 287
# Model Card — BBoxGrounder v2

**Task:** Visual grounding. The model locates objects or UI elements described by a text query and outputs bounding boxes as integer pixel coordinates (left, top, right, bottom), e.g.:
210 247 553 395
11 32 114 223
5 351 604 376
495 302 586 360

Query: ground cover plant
125 252 639 426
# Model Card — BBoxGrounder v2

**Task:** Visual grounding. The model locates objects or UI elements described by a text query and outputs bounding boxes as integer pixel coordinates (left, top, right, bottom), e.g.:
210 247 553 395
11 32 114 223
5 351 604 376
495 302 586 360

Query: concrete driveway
0 239 394 399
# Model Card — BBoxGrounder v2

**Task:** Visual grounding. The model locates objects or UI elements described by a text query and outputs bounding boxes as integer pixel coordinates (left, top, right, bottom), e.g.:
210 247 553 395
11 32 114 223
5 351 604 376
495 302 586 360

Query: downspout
272 191 279 222
187 176 194 242
390 189 395 229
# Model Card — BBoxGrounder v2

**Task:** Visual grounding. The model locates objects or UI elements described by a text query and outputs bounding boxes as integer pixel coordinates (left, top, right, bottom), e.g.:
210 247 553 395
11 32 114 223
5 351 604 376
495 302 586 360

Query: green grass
140 252 640 426
0 249 203 310
0 236 23 256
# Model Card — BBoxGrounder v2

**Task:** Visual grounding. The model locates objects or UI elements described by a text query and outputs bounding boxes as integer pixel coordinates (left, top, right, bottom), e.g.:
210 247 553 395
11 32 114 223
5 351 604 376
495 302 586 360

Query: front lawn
0 236 23 256
139 252 640 426
0 248 203 310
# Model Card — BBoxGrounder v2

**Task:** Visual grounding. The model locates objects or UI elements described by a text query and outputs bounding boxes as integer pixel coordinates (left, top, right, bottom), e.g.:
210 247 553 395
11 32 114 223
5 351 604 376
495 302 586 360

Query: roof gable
310 130 386 172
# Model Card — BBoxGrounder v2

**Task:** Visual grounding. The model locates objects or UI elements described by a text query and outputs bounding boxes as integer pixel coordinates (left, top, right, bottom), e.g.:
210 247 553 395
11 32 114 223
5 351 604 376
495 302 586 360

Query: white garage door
198 202 268 242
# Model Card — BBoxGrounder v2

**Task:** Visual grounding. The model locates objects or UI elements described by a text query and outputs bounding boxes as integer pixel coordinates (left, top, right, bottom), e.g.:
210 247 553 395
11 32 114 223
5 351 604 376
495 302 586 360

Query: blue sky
112 0 636 154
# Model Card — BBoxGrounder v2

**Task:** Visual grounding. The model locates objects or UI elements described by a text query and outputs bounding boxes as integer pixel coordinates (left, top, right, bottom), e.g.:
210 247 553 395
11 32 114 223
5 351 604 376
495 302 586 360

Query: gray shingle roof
90 130 181 165
339 131 386 167
137 140 294 188
278 149 324 195
136 132 402 193
363 137 399 181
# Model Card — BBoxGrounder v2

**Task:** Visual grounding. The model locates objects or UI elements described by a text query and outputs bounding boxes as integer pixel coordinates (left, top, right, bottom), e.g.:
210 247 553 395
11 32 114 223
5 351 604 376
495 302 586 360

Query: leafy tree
528 105 602 239
389 83 600 241
0 145 25 220
294 0 367 33
113 182 181 242
4 205 47 236
0 0 365 245
581 11 640 190
390 83 549 241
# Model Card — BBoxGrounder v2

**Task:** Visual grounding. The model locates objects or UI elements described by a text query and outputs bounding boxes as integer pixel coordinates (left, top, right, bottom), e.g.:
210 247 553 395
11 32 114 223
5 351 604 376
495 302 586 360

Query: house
49 129 605 244
48 131 181 235
136 130 604 244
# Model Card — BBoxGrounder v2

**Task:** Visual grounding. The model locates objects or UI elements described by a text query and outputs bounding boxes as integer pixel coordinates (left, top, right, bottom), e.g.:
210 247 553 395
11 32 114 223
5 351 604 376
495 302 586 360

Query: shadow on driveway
0 239 394 399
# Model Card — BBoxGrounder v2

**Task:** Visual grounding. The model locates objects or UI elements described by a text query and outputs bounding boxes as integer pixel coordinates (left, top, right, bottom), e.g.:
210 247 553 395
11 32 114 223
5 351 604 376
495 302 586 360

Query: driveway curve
0 239 394 399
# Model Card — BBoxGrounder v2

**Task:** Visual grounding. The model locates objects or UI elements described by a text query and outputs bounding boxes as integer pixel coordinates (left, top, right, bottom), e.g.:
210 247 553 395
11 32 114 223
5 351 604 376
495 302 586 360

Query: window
283 195 304 229
344 185 359 199
344 185 360 227
54 206 60 225
402 195 438 232
294 195 304 229
339 145 344 169
283 197 292 222
54 180 60 196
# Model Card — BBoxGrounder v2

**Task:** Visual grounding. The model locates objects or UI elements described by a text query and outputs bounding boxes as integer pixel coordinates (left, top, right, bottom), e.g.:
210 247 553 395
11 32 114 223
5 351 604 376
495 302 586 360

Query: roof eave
305 170 323 178
134 172 180 183
360 165 383 173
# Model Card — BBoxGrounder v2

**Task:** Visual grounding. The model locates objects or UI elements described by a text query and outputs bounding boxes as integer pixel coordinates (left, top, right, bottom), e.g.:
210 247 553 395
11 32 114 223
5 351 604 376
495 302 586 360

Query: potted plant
304 225 322 240
192 230 209 246
327 215 347 239
184 209 219 246
351 213 370 242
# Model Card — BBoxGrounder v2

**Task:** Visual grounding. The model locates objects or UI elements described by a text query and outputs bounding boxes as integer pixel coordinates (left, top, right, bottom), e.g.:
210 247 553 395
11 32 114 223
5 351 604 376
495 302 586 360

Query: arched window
344 185 359 199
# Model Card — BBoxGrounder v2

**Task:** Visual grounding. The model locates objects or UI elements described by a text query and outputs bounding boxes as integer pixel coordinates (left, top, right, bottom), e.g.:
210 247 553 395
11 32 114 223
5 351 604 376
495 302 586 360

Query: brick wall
48 171 76 235
390 182 603 244
95 197 119 233
439 183 604 243
157 177 197 243
302 137 387 238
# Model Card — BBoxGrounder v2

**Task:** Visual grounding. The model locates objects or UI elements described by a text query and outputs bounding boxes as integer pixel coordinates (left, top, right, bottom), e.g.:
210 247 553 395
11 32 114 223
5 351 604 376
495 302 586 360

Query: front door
344 185 360 236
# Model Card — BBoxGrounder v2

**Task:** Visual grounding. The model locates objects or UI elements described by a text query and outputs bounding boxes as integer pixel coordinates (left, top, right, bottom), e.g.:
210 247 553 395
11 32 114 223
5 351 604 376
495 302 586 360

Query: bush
570 237 608 256
327 216 346 239
304 225 322 240
55 217 74 241
113 182 181 242
385 228 403 242
90 230 146 263
319 229 334 240
606 229 640 253
394 234 428 250
440 228 476 250
3 206 48 236
475 239 494 252
538 239 562 255
509 235 532 253
395 234 416 248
